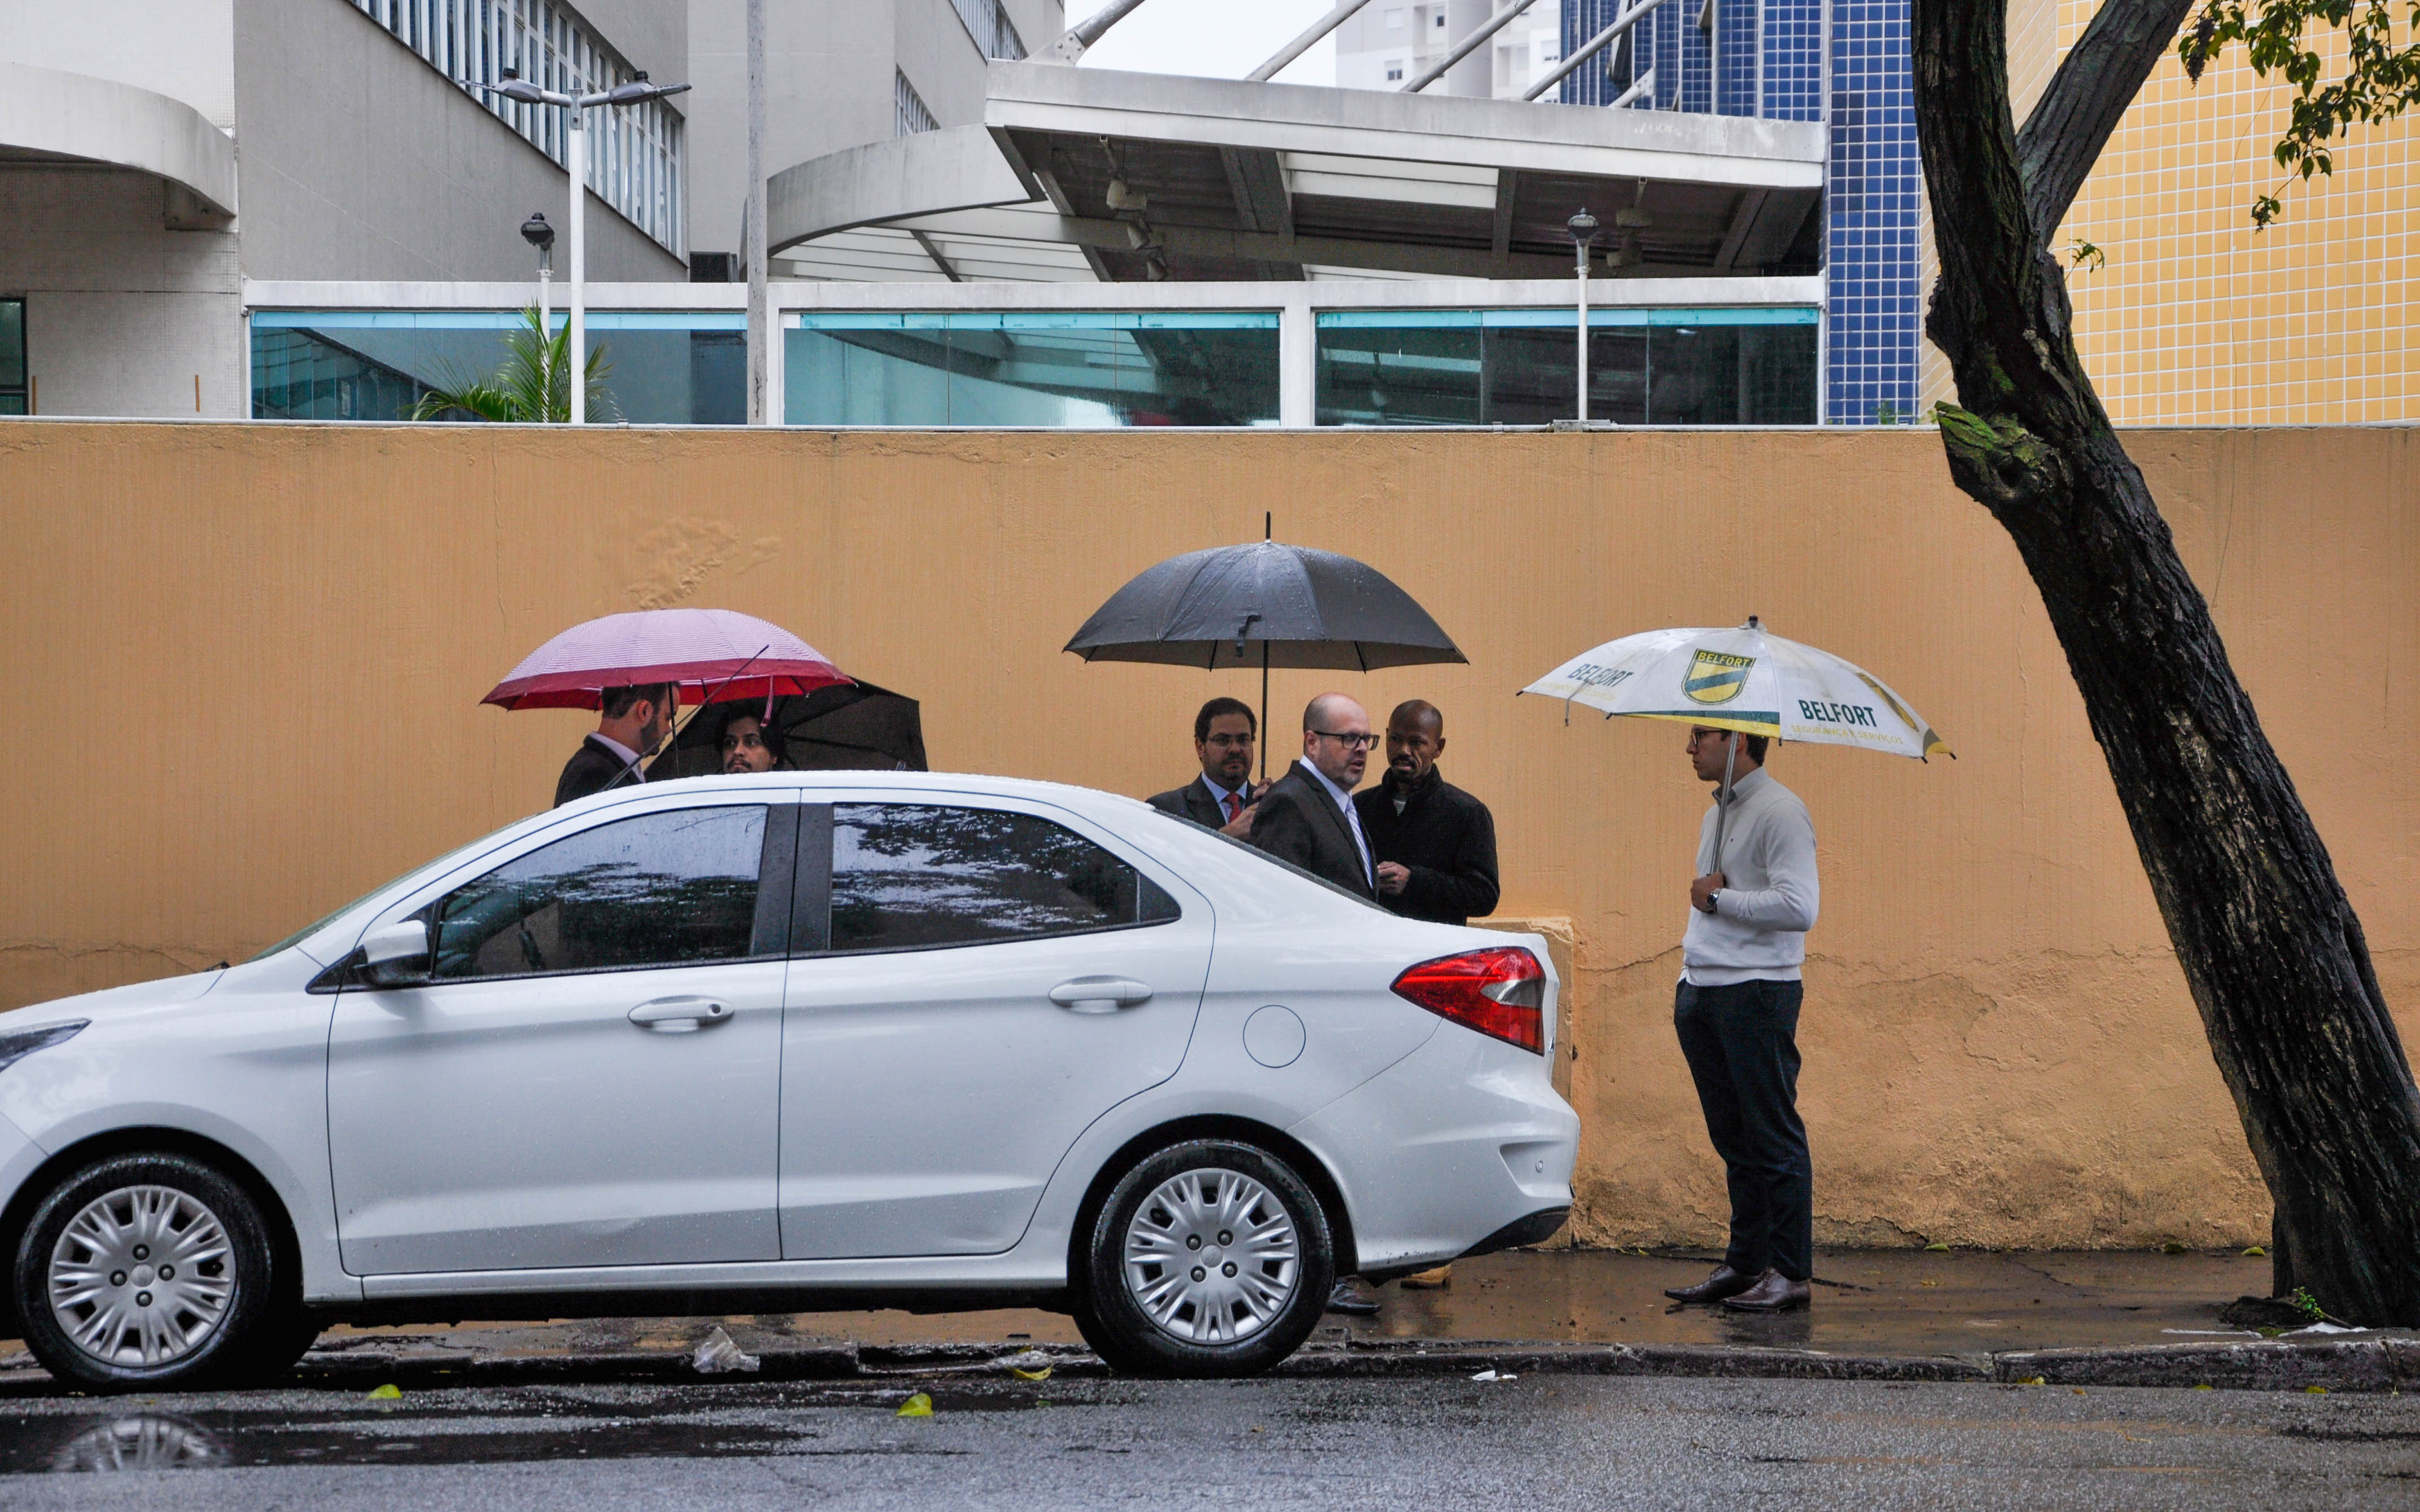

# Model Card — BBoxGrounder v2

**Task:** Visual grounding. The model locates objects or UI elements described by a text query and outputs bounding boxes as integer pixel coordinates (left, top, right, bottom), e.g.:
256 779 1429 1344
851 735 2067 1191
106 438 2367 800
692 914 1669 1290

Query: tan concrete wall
1 421 2411 1249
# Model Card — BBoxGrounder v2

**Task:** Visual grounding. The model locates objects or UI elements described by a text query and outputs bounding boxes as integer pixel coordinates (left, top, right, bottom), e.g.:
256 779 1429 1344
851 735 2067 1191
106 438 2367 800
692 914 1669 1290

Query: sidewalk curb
251 1335 2420 1395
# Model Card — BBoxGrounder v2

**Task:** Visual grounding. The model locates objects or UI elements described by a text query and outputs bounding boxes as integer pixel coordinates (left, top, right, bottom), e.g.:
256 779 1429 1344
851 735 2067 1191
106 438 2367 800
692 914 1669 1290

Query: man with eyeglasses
1148 697 1263 838
1662 724 1821 1315
1248 693 1385 1316
1245 692 1380 904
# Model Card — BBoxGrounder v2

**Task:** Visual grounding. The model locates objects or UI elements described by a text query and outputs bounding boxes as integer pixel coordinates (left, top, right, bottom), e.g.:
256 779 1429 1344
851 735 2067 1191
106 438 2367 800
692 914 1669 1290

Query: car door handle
628 997 734 1027
1049 977 1154 1014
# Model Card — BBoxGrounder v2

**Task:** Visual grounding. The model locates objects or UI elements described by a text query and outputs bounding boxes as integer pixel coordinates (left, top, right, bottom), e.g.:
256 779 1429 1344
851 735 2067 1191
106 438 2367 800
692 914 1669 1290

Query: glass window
829 804 1180 953
432 807 771 979
1315 307 1819 426
251 311 747 424
0 298 24 416
896 69 939 135
785 311 1281 428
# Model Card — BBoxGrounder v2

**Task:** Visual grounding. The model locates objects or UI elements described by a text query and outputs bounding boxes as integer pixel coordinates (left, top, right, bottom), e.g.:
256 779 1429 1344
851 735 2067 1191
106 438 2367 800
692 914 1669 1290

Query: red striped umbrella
483 608 850 711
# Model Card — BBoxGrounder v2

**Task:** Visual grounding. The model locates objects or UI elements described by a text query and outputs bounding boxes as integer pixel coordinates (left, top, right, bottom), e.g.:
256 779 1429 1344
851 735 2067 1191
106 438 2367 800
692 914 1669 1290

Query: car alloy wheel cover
1121 1166 1299 1344
47 1185 236 1369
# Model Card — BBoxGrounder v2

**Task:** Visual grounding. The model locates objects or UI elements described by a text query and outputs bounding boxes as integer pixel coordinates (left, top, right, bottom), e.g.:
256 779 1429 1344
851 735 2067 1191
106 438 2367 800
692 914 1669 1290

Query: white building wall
0 168 245 417
684 0 1063 263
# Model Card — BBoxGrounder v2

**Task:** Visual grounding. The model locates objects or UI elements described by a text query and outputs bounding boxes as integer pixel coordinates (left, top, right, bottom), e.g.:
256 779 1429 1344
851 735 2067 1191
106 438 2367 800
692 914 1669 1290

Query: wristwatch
1702 890 1721 915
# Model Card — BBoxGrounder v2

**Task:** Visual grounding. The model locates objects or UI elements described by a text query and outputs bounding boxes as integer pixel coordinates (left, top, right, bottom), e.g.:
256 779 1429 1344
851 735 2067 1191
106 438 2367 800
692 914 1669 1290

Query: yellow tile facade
1921 0 2419 423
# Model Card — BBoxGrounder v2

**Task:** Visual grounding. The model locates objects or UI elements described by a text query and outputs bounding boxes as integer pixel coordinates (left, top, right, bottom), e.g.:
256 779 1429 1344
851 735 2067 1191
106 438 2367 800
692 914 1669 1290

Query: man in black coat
1148 696 1262 837
554 682 674 808
1356 700 1500 926
1247 692 1378 903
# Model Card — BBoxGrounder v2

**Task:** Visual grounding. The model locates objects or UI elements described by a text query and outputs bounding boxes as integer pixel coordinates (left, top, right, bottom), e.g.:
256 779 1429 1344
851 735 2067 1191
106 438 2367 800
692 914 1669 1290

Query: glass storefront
1315 307 1819 426
784 311 1282 427
251 311 746 424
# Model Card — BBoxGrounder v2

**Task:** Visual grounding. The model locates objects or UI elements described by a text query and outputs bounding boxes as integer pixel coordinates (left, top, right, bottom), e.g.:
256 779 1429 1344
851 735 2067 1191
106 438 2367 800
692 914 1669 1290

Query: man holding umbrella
1520 616 1948 1318
1664 724 1821 1314
554 682 674 807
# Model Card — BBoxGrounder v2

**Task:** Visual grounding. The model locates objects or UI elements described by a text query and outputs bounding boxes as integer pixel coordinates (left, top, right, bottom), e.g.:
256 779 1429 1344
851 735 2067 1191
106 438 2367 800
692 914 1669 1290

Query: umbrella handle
651 645 770 772
1709 735 1738 880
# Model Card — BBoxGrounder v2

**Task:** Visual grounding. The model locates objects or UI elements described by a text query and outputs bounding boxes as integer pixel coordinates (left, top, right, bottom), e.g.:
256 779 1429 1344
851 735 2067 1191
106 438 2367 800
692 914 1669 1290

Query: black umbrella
1064 522 1463 780
647 677 928 780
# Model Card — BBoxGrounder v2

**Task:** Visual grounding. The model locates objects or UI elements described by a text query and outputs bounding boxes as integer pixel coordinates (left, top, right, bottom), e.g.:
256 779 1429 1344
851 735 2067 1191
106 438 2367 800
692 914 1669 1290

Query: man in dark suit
554 682 674 808
1248 691 1379 902
1357 700 1501 927
1250 692 1380 1317
1148 697 1261 837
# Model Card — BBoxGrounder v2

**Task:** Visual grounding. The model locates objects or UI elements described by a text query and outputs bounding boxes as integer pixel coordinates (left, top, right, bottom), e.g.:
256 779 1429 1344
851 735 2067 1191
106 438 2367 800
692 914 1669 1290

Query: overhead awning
0 60 236 217
769 61 1825 284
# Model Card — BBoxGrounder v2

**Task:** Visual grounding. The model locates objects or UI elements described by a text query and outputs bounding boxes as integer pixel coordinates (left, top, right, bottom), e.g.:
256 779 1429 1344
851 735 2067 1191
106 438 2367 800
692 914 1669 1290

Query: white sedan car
0 772 1576 1390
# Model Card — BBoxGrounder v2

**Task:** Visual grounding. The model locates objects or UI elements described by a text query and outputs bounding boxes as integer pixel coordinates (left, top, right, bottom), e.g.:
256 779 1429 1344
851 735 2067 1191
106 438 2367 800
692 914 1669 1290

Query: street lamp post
1567 209 1600 425
520 210 556 329
482 69 690 425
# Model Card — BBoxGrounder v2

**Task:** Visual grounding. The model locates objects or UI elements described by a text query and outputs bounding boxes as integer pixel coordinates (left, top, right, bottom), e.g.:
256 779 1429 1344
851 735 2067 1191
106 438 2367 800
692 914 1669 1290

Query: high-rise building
1334 2 1567 100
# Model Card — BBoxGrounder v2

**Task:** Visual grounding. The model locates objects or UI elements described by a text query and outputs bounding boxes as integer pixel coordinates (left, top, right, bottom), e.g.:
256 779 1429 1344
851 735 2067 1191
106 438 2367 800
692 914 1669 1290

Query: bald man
1355 700 1500 927
1245 692 1379 902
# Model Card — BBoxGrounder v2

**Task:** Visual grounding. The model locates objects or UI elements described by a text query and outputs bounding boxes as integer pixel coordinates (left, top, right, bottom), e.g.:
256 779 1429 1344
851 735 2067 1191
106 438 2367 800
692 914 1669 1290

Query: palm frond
408 305 618 422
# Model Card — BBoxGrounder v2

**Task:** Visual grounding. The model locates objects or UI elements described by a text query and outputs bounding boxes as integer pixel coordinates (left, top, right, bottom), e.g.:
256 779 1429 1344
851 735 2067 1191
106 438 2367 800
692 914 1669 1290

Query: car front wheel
1079 1138 1334 1377
12 1153 291 1392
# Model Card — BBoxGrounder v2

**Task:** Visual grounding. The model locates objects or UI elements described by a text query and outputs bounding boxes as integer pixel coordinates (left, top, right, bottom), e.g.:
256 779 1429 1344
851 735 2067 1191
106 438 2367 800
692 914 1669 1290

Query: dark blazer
1356 764 1500 926
554 734 646 808
1247 761 1376 900
1148 775 1239 829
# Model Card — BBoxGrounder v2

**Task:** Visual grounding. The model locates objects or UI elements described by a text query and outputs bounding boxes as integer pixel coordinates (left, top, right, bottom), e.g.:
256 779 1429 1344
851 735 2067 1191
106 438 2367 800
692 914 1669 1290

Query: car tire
1080 1138 1334 1378
11 1153 290 1392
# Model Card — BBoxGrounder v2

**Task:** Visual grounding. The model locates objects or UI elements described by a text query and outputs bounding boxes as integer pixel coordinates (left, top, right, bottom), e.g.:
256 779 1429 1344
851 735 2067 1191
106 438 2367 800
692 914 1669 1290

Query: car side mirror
358 918 431 988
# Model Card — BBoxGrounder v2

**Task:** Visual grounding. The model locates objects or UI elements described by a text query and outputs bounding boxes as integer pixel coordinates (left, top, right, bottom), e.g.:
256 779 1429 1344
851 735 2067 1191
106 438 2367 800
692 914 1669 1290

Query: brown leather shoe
1720 1269 1811 1312
1663 1264 1756 1304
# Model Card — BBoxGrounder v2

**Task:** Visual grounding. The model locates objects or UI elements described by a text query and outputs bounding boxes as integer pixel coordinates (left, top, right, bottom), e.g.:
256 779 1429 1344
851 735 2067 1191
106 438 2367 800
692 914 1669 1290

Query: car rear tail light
1390 947 1545 1054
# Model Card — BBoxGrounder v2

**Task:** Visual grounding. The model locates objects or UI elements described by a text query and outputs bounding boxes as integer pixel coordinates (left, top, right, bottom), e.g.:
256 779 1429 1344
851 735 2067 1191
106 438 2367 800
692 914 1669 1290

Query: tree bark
1911 0 2420 1322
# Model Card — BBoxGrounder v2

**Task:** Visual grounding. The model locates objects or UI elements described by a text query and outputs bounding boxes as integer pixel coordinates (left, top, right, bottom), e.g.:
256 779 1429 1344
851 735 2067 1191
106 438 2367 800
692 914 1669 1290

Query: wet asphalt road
1 1375 2415 1509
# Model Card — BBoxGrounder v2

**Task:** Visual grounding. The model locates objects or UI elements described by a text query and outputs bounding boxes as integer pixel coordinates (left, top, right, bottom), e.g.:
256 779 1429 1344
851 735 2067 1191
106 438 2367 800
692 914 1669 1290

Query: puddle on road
0 1384 1063 1474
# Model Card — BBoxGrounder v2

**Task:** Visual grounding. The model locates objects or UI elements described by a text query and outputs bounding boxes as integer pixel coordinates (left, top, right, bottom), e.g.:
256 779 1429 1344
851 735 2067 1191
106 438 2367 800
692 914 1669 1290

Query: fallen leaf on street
897 1392 934 1417
367 1384 401 1400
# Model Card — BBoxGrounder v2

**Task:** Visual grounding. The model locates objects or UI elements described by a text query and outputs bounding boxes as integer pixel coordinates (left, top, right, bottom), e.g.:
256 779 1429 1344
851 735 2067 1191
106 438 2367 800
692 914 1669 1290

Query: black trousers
1674 978 1812 1282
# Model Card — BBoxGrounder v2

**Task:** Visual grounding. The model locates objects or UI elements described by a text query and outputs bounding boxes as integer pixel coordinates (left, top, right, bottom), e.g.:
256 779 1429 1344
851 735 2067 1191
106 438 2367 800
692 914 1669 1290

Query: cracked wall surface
0 421 2409 1248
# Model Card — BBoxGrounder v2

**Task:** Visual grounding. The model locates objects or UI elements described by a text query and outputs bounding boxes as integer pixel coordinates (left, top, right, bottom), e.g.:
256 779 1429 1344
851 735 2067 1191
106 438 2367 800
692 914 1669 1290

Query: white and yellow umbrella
1520 616 1951 759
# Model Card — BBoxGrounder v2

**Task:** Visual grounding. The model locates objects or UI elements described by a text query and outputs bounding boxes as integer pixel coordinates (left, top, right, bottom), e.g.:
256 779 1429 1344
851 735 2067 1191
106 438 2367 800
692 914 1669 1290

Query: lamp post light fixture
1567 208 1601 425
481 68 691 425
520 211 556 346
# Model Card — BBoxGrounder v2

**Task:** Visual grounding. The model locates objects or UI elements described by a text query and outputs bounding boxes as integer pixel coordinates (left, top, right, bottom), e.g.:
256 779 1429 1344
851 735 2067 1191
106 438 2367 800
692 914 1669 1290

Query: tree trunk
1910 0 2420 1322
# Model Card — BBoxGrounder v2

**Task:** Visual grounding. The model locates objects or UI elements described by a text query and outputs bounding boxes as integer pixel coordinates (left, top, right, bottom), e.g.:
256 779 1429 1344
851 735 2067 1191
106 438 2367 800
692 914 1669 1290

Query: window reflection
434 807 768 979
830 804 1179 952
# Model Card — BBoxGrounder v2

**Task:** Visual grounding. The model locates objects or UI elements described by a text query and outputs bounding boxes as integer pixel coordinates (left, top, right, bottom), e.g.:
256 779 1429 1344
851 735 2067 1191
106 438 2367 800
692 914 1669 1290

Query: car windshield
245 832 499 963
1148 807 1391 914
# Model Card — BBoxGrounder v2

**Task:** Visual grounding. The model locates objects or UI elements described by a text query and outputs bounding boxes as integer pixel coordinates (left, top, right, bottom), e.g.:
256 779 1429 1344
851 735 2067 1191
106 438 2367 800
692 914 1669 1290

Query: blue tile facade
1561 0 1922 423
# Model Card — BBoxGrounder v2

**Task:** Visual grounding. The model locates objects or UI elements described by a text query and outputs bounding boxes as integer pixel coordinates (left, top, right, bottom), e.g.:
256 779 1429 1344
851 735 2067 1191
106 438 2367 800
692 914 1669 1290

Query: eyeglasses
1202 733 1255 749
1312 730 1380 751
1687 729 1736 746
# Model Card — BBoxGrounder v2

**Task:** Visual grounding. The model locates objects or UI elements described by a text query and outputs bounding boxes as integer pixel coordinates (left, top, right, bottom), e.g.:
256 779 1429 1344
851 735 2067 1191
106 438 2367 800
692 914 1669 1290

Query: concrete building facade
0 0 687 419
684 0 1066 272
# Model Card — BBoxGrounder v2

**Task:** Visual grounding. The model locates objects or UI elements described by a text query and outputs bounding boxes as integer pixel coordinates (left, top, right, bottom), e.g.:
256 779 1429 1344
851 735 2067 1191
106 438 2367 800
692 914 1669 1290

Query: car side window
828 803 1179 953
432 806 772 979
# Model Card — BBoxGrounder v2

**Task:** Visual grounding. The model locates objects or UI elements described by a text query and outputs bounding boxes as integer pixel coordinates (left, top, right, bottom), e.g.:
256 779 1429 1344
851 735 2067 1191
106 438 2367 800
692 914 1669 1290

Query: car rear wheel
1079 1138 1334 1377
11 1153 292 1392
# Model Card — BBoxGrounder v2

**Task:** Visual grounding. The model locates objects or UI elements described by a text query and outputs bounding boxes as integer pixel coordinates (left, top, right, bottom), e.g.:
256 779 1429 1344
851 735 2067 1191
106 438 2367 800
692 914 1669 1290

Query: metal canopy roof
769 62 1824 285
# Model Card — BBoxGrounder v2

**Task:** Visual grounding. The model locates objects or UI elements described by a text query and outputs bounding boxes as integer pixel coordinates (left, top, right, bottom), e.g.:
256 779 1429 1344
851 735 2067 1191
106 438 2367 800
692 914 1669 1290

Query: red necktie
1223 793 1242 822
